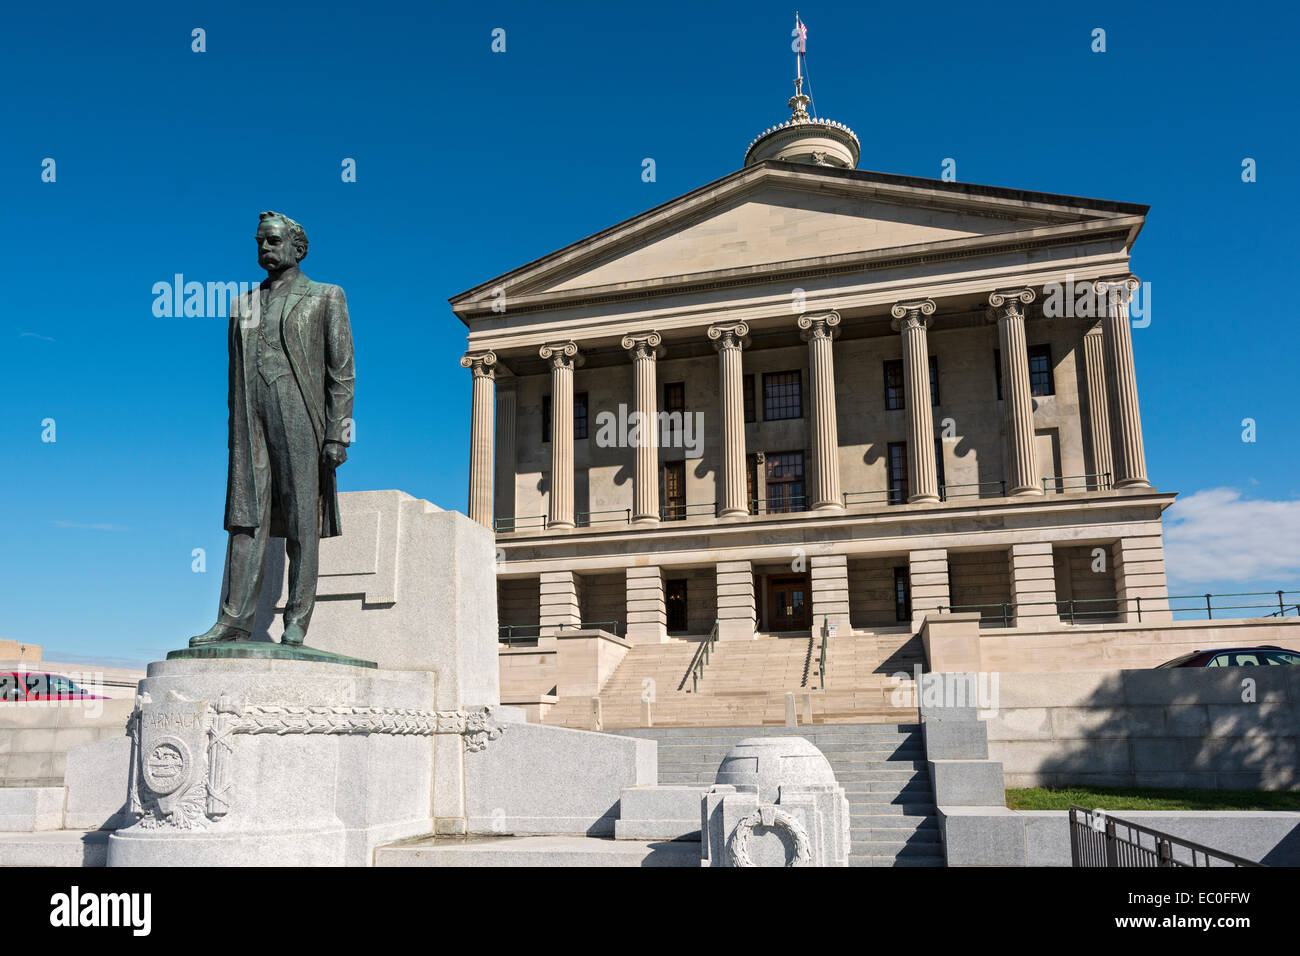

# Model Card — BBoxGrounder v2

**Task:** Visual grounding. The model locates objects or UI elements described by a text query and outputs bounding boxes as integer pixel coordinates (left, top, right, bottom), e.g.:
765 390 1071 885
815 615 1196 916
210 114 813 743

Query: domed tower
743 26 860 170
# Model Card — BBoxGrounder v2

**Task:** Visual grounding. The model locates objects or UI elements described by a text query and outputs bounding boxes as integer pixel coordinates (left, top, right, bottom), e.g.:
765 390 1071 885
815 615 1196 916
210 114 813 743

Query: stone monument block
700 737 850 867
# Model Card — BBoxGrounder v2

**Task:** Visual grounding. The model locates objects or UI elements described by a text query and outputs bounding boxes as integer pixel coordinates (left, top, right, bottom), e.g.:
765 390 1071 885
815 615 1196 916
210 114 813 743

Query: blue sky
2 0 1297 666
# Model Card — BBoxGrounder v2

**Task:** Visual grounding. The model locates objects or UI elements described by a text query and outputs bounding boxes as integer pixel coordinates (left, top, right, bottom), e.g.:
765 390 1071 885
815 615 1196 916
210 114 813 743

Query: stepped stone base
375 834 700 867
0 830 110 867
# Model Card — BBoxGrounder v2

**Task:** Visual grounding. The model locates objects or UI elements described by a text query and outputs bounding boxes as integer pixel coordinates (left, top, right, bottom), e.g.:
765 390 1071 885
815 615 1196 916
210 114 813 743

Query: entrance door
768 575 810 631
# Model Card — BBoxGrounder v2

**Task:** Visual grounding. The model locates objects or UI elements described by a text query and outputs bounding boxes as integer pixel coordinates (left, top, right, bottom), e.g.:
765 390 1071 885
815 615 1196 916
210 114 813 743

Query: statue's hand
322 442 348 468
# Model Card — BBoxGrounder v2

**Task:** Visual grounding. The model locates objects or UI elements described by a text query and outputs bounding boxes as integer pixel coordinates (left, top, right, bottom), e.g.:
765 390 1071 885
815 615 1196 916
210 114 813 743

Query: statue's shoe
281 623 307 647
188 623 247 648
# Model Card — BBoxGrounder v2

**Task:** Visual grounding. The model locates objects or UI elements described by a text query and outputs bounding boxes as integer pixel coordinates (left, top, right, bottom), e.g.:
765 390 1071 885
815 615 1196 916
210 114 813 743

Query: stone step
850 812 939 828
854 826 942 844
850 853 946 867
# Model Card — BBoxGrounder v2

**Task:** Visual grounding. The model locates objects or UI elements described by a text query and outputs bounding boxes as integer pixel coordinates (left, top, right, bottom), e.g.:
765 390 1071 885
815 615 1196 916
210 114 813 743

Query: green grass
1006 786 1300 812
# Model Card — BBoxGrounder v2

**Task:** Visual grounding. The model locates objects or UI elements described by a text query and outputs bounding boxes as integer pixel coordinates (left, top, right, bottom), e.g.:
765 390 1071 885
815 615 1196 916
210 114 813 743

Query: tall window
663 382 685 447
762 371 803 420
883 360 905 410
934 437 947 494
886 441 908 505
743 374 756 423
662 460 686 520
765 452 805 513
894 567 912 622
666 579 688 633
1028 345 1055 396
541 393 588 442
746 454 759 515
929 355 941 407
993 347 1054 399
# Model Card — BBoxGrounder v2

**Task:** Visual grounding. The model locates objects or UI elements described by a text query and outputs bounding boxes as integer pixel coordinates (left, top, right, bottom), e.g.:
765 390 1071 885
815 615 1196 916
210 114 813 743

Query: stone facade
452 137 1175 654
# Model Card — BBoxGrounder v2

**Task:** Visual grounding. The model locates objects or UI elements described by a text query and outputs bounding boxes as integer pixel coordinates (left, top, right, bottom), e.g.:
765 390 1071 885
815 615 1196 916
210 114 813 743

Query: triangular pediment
450 162 1146 319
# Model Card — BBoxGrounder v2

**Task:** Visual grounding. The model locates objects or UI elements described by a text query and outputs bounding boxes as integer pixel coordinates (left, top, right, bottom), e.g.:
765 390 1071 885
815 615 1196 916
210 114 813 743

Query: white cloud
52 520 130 532
1163 488 1300 584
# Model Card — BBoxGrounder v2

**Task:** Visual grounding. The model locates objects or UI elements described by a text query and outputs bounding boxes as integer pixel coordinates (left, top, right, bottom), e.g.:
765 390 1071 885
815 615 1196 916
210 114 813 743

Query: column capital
985 288 1036 323
707 320 750 351
1094 273 1141 306
459 349 497 378
539 340 582 369
889 298 936 332
620 330 663 360
797 310 841 341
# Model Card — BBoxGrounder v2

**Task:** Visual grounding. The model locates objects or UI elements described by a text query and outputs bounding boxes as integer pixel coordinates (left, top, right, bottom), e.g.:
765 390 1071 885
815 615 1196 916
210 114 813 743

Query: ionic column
707 321 750 518
622 332 662 525
987 289 1041 496
891 299 939 503
1095 275 1149 488
797 310 844 510
1082 325 1113 487
459 349 497 528
540 341 581 528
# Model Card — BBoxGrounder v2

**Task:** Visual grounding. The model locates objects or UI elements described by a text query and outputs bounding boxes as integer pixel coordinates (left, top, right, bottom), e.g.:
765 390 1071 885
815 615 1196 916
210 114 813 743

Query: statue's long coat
224 270 355 538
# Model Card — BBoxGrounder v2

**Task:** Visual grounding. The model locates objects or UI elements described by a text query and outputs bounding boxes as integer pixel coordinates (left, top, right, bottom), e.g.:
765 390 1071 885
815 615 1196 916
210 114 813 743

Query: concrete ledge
929 760 1005 806
0 787 65 831
938 806 1026 866
375 834 700 867
0 830 110 867
614 785 709 841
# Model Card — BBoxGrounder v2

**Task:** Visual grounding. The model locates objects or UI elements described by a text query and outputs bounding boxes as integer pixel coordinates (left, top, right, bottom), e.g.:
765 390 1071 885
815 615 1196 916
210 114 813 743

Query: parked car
1156 646 1300 668
0 672 106 701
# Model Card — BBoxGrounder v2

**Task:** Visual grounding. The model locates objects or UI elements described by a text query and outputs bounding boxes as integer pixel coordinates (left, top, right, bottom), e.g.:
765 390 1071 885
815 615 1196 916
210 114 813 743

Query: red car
0 672 106 701
1156 646 1300 668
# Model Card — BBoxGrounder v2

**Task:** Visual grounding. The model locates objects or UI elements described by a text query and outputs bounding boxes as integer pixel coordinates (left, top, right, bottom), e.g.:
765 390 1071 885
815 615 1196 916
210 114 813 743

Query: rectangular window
666 579 688 633
762 371 803 421
541 393 588 442
1028 345 1055 396
993 349 1002 401
935 437 947 494
894 567 912 623
662 460 686 521
886 441 908 505
743 374 756 423
883 360 905 411
746 454 758 515
929 355 940 407
765 451 805 513
663 382 685 447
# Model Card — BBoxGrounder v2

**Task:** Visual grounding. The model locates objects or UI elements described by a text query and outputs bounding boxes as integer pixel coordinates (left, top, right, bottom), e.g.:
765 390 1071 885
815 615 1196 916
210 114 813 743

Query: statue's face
255 219 299 272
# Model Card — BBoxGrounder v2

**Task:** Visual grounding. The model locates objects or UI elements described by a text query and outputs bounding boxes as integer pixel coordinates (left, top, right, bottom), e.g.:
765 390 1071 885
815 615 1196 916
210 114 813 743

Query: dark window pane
542 395 551 443
663 460 686 520
574 392 588 440
993 349 1002 401
747 454 758 514
894 567 911 622
666 579 688 632
763 371 802 421
664 382 685 413
765 451 805 513
883 360 905 410
934 437 946 492
743 374 755 423
929 355 940 407
1028 345 1055 396
887 442 908 505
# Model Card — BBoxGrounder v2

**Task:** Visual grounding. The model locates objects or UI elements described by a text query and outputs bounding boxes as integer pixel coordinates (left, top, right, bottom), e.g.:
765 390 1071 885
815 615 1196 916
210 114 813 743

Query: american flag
793 14 808 54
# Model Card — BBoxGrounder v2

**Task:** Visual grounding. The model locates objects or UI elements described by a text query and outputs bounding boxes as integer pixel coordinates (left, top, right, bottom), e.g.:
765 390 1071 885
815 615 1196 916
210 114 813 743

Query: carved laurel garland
727 805 813 868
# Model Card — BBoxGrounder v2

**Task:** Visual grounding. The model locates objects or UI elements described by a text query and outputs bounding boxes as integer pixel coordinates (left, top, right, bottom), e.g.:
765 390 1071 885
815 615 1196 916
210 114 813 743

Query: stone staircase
616 724 945 867
540 629 926 730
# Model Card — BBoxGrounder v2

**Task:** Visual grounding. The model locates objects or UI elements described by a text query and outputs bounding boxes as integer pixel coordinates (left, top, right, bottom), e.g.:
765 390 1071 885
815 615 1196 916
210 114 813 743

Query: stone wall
580 572 625 631
947 550 1012 619
847 555 905 629
986 667 1300 790
0 699 133 787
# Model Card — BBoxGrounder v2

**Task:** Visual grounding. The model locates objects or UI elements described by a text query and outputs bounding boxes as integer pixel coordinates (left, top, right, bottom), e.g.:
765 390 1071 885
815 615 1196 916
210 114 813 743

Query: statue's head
255 211 308 273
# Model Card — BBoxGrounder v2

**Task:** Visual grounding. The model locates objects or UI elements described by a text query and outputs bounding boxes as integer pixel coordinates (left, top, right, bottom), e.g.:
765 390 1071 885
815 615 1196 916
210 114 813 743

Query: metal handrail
575 508 631 527
937 589 1300 625
843 490 893 505
499 620 624 643
558 620 623 636
939 480 1007 500
493 514 546 532
1043 472 1112 493
660 502 717 521
1069 805 1261 867
818 615 829 688
679 620 719 693
749 495 807 515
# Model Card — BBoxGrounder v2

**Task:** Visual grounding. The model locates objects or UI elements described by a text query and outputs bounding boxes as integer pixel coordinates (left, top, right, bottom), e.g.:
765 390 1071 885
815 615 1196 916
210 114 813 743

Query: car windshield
1156 652 1198 668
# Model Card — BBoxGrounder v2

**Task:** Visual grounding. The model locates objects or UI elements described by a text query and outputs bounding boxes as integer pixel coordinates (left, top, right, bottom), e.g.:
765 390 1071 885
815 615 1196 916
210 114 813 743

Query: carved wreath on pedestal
727 805 813 867
127 694 506 830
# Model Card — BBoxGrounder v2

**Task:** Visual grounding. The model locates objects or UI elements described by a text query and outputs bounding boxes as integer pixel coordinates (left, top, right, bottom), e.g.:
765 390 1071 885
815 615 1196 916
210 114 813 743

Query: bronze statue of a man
190 211 355 648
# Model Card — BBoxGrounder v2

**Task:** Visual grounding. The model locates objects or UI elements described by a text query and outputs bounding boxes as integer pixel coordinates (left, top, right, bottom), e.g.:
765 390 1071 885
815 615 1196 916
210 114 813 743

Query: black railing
498 620 624 644
1043 472 1112 494
1069 805 1261 867
660 502 717 521
938 589 1300 626
750 495 807 515
493 514 546 533
575 508 631 527
679 620 719 693
939 480 1006 501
